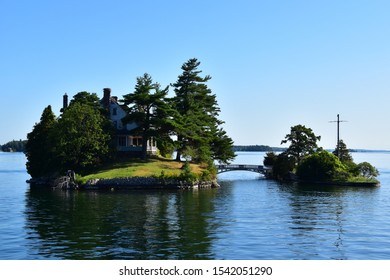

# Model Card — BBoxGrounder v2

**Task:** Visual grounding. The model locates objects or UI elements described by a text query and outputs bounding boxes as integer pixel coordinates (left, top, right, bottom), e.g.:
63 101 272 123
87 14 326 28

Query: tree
171 58 234 163
281 124 321 165
263 151 278 167
25 105 57 177
271 152 296 180
121 73 169 160
210 127 236 164
356 162 379 179
52 101 112 174
69 91 101 110
332 139 353 163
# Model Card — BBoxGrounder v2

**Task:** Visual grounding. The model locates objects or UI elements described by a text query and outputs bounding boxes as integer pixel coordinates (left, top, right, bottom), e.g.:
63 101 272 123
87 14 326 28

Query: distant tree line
1 140 27 152
233 145 286 152
25 58 235 178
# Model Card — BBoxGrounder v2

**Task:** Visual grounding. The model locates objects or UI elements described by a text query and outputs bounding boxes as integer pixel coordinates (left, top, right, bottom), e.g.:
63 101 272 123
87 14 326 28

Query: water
1 151 390 260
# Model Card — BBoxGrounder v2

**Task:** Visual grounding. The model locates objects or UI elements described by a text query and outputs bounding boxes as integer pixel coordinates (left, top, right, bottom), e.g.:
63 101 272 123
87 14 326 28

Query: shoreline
296 179 380 187
27 176 220 190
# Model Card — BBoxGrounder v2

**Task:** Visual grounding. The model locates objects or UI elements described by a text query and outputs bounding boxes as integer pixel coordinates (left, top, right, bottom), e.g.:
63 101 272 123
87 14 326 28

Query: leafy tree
171 58 234 163
333 139 353 163
281 124 321 165
296 150 349 181
52 102 112 174
121 73 169 160
356 162 379 179
25 106 57 177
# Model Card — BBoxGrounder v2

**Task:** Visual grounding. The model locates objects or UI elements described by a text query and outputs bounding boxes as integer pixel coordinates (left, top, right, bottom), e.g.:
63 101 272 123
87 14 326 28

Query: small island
25 58 235 190
263 125 380 187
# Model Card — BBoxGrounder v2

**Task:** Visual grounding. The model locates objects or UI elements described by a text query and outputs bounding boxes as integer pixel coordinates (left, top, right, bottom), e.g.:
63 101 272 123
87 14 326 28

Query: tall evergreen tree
25 105 57 177
121 73 169 160
171 58 234 163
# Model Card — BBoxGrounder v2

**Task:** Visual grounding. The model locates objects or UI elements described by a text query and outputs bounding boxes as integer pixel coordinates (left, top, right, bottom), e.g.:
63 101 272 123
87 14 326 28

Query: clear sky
1 0 389 150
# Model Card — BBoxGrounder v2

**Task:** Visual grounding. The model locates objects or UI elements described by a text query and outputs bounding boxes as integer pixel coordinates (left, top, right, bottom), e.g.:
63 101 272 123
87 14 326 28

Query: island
263 125 380 187
25 58 235 190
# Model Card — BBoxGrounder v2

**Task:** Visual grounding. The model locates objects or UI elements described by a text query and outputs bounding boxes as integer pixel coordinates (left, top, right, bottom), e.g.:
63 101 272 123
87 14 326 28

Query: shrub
296 150 349 181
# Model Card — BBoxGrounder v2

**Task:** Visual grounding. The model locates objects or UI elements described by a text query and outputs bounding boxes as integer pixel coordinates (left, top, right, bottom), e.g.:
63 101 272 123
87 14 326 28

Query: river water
1 151 390 260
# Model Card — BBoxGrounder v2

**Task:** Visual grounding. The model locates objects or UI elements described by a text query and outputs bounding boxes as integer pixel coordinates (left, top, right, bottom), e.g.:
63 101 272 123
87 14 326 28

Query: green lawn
77 157 205 184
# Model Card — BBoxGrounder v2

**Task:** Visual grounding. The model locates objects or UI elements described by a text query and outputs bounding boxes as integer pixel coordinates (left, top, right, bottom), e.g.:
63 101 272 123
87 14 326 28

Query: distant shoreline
233 145 390 153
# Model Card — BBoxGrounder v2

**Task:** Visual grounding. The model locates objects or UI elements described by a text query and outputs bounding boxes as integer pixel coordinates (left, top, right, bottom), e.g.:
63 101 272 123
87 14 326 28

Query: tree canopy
121 73 169 160
171 58 235 163
52 101 113 173
281 124 321 165
26 93 114 177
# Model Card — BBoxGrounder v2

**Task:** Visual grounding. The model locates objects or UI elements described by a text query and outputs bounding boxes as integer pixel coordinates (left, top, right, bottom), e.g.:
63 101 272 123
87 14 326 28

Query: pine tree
121 73 169 160
332 139 353 163
25 105 57 177
171 58 234 163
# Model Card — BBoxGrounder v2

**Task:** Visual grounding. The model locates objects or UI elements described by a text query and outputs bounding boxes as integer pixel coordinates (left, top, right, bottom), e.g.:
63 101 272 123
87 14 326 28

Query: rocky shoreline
27 175 220 190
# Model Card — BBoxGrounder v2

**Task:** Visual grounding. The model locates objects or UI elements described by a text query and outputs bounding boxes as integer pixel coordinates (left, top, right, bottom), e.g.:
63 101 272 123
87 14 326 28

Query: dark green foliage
171 58 235 164
26 93 114 178
296 150 349 181
179 161 197 182
156 134 175 158
333 139 353 163
69 91 101 110
121 73 169 160
1 139 27 152
210 127 236 164
271 152 295 180
25 106 57 177
281 124 321 165
233 145 283 152
356 162 379 179
263 151 278 167
52 102 112 174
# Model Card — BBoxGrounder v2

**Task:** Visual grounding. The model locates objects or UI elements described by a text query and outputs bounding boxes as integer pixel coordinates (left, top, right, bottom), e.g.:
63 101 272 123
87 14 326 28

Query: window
118 136 126 147
112 108 117 116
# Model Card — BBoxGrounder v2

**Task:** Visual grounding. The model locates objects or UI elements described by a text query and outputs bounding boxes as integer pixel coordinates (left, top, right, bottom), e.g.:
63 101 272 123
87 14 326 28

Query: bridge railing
217 164 264 170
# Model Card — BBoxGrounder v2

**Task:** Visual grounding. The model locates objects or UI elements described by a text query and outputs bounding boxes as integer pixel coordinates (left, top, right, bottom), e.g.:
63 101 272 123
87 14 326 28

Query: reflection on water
24 188 220 259
24 179 390 260
2 152 390 259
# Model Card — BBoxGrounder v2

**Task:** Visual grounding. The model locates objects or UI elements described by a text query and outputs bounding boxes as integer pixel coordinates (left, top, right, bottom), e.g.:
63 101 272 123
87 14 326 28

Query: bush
296 150 349 181
180 161 197 182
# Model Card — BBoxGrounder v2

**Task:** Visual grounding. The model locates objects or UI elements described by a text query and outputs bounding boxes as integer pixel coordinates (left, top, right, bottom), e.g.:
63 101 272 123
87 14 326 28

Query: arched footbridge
216 164 270 175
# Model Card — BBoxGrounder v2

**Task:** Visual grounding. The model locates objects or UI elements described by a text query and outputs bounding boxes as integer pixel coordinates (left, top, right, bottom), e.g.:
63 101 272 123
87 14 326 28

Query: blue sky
1 0 389 150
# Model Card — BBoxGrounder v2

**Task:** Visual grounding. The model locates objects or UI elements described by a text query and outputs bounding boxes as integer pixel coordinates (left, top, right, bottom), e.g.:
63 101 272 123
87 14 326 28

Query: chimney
103 88 111 109
62 93 68 110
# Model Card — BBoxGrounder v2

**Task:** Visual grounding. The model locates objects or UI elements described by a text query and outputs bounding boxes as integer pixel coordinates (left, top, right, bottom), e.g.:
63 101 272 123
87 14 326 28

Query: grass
77 157 206 184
